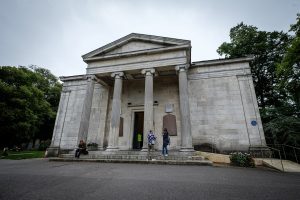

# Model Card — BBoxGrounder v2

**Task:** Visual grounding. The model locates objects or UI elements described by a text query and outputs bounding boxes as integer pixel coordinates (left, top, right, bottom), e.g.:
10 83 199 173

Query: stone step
49 157 213 166
64 150 196 156
60 153 205 161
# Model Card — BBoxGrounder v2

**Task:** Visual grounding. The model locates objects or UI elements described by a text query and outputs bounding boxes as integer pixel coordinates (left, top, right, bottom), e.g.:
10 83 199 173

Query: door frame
129 108 144 150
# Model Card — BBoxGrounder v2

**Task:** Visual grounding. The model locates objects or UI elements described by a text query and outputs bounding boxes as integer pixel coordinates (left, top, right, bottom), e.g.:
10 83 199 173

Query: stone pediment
105 40 170 55
82 33 191 62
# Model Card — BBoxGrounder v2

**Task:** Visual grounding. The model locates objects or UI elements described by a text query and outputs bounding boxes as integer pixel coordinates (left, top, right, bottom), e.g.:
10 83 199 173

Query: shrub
38 140 51 151
87 143 98 150
87 143 98 147
230 152 255 167
2 148 8 156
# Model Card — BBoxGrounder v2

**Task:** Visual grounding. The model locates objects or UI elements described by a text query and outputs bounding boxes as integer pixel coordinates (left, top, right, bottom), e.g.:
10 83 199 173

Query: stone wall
188 62 265 152
61 80 87 149
49 59 265 154
51 78 87 149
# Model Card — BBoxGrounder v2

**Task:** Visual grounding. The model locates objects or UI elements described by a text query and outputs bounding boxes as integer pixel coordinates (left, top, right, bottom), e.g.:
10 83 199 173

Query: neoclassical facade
47 33 266 156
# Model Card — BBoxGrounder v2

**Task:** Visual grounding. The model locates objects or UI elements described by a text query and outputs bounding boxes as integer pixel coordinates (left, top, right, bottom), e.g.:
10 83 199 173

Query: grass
1 150 45 160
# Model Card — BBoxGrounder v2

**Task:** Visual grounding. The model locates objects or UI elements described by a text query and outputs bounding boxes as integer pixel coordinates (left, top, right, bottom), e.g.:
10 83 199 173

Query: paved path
262 159 300 172
0 159 299 200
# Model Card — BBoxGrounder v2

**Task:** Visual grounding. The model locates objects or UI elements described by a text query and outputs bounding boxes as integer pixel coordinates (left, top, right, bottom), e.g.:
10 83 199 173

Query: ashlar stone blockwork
47 33 266 157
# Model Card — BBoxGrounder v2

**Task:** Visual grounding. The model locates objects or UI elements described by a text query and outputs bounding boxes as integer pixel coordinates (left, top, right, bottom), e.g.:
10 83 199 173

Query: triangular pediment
82 33 190 60
104 40 173 56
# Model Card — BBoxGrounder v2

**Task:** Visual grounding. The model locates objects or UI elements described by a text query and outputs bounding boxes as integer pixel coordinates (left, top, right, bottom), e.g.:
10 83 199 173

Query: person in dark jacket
162 128 170 156
75 140 88 158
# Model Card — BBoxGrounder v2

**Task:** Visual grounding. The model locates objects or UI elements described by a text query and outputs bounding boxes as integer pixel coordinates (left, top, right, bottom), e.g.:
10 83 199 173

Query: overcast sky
0 0 299 77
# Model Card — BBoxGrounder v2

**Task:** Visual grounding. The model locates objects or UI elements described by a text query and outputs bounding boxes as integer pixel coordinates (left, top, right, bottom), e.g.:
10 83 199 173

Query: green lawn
1 150 45 160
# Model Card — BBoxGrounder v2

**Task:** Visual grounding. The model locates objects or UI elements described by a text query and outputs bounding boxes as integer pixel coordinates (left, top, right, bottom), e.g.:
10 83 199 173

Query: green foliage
217 22 290 109
264 114 300 146
277 13 300 109
87 142 98 147
217 14 300 146
38 140 51 151
87 142 98 151
0 66 62 148
0 150 45 160
230 152 255 167
2 148 8 156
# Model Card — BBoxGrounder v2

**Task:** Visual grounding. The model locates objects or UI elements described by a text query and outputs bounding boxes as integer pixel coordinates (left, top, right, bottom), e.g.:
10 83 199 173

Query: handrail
283 144 300 150
267 144 300 164
249 145 284 172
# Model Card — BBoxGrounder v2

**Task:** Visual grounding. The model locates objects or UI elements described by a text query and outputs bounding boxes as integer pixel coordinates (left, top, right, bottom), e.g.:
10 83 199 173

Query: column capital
175 64 190 72
111 72 124 79
86 75 95 81
141 68 155 76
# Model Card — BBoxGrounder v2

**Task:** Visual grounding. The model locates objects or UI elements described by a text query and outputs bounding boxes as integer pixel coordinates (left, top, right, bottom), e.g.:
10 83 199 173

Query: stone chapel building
47 33 266 156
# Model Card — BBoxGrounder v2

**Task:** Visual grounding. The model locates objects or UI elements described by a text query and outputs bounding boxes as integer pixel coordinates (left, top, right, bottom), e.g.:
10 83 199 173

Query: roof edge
83 44 191 63
60 74 90 82
82 33 191 59
192 56 254 67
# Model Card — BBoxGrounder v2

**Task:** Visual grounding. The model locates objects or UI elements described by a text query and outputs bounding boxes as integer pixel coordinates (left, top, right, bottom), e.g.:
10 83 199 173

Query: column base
105 147 119 151
141 147 148 152
180 147 195 152
45 146 60 157
97 146 105 151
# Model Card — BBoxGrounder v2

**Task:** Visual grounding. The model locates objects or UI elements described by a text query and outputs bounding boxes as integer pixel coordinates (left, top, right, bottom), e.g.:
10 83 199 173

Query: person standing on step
147 130 156 160
137 132 142 149
75 140 88 158
162 128 170 157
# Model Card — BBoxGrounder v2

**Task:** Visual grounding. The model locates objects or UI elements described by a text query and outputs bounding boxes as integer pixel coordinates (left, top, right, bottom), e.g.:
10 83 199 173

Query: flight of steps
49 150 213 166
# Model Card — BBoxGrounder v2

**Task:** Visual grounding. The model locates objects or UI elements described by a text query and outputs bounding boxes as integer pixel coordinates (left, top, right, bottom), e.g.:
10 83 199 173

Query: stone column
78 75 95 142
106 72 124 151
175 65 194 152
141 68 155 150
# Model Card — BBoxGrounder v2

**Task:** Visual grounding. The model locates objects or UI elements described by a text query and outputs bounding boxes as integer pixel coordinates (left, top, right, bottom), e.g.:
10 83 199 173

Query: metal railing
194 138 299 172
248 145 285 172
267 144 300 164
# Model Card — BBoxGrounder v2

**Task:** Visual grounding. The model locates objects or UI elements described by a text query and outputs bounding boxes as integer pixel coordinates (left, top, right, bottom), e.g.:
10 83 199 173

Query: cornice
82 33 191 60
192 57 253 67
83 44 190 63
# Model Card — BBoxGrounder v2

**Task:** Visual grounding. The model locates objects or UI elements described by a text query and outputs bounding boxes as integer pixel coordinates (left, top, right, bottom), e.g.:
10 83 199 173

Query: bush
2 148 8 156
38 140 51 151
87 143 98 150
87 142 98 147
230 152 255 167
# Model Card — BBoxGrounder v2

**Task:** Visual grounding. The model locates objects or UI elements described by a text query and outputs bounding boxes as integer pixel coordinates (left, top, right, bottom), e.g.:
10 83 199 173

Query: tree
277 13 300 112
217 23 290 109
217 17 300 146
0 66 62 148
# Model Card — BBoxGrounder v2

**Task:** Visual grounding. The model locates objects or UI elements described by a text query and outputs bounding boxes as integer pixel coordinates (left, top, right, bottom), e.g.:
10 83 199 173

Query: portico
47 33 266 157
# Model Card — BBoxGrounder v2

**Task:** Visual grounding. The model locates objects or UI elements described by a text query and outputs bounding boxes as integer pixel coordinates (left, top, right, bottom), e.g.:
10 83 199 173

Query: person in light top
147 130 156 160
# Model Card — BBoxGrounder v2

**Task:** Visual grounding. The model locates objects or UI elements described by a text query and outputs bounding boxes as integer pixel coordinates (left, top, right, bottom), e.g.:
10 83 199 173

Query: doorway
132 112 144 150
